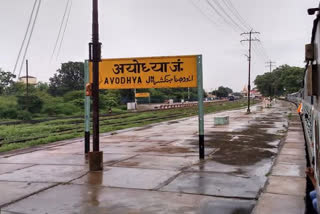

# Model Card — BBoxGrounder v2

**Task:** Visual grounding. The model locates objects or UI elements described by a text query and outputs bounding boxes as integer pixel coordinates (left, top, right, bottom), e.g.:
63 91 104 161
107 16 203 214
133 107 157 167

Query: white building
19 76 37 85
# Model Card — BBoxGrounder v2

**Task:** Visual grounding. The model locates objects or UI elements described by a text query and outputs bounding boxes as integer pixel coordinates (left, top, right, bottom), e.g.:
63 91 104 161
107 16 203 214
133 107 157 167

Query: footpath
253 109 306 213
0 101 307 214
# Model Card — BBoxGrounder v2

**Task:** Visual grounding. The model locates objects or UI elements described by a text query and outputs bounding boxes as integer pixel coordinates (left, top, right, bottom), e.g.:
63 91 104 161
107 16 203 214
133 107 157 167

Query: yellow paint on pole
135 92 150 98
90 55 198 89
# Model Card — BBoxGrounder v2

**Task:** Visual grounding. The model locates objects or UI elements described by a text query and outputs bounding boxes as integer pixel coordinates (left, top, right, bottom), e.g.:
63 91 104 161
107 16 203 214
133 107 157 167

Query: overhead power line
209 0 245 32
56 0 73 59
18 0 42 78
13 0 38 75
51 0 71 61
205 0 238 31
222 0 251 30
189 0 221 27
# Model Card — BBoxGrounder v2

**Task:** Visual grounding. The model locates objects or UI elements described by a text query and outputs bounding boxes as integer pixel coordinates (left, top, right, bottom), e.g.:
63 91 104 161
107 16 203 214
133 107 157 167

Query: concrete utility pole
241 30 260 114
88 0 103 171
265 60 276 73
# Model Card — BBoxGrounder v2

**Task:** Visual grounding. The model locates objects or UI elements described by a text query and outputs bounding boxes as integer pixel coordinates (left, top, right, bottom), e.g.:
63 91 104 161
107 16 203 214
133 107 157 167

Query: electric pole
241 30 260 114
89 0 103 171
265 60 276 73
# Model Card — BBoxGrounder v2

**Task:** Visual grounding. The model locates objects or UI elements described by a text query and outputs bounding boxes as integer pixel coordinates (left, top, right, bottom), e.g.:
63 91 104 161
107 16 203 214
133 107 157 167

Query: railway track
0 112 189 146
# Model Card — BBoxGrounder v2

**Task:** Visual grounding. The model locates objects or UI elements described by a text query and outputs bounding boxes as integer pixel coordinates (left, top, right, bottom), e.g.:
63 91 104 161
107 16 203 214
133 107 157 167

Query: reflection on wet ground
0 101 293 214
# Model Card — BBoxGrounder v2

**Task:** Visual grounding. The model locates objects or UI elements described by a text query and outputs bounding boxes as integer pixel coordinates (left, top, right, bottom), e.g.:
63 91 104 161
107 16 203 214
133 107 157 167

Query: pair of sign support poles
84 55 205 159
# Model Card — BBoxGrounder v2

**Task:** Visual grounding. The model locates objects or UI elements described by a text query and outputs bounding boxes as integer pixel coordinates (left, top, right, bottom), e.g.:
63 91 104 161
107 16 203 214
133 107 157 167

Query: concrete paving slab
266 176 306 196
272 163 305 177
43 143 84 154
186 161 240 173
113 155 198 170
0 165 88 183
0 181 54 207
102 154 137 165
3 184 256 214
0 164 34 175
288 127 302 131
253 193 305 214
277 154 306 165
73 167 179 190
285 135 305 143
282 143 305 150
280 148 305 156
0 152 87 165
161 172 262 199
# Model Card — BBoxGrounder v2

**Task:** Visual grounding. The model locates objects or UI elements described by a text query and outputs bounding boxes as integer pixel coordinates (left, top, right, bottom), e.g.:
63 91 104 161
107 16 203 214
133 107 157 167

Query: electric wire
56 0 72 59
189 0 221 27
13 0 38 75
18 0 42 78
209 0 246 32
205 0 238 31
51 0 71 61
222 0 251 30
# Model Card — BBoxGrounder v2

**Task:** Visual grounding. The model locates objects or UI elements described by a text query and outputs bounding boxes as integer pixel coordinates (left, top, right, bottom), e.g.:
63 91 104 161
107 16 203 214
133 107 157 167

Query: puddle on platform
201 111 287 166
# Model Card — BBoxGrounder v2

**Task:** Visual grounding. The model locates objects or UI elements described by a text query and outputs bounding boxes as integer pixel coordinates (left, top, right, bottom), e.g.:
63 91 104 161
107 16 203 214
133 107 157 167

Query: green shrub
0 108 18 119
100 94 119 109
41 102 80 116
17 95 43 113
70 98 84 108
63 90 84 102
17 111 32 120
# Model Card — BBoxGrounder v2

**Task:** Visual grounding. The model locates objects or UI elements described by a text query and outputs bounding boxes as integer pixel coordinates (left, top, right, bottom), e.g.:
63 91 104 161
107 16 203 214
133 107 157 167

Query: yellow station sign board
90 55 198 89
135 92 150 98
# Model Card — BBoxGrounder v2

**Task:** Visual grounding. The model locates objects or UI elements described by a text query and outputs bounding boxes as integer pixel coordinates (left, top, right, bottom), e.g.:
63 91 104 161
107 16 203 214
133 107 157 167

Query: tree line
254 65 304 97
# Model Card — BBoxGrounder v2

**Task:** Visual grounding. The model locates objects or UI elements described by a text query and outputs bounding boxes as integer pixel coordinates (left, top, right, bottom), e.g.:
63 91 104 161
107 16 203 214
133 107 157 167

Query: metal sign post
197 55 205 159
84 60 90 155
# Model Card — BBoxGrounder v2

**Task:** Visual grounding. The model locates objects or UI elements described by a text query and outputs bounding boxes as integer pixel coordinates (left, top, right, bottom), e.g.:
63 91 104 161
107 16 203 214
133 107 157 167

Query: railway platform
0 100 307 214
253 112 306 213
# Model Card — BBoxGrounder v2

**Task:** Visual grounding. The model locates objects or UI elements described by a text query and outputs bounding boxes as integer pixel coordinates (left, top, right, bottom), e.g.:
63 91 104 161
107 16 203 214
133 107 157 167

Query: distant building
19 76 37 85
241 85 248 97
241 85 262 98
207 93 217 99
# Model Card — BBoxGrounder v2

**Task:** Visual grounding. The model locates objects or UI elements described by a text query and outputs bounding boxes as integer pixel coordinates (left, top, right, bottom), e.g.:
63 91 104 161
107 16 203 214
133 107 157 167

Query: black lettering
127 77 131 84
150 62 169 72
112 64 125 74
170 59 184 72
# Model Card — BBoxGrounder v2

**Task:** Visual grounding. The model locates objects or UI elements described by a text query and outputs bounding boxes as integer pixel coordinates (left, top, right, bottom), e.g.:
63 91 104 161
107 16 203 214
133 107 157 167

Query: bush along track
0 99 258 153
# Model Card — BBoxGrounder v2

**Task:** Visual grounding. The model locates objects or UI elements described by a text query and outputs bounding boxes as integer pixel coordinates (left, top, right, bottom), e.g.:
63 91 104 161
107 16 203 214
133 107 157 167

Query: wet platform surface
0 101 300 214
253 111 306 214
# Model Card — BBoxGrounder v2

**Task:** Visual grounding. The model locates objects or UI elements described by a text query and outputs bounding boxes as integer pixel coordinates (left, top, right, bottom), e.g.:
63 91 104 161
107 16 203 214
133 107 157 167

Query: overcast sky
0 0 318 92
